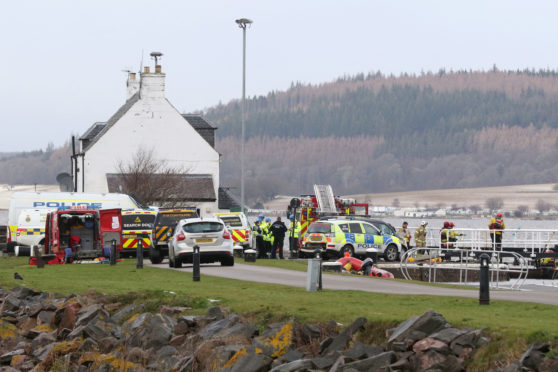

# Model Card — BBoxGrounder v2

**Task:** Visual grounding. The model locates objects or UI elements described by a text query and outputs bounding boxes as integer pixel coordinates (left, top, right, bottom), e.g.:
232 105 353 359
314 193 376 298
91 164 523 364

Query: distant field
265 183 558 211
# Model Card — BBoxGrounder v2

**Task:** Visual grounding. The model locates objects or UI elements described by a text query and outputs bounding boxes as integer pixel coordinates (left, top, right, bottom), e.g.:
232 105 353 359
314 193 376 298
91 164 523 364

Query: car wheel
384 244 398 262
339 245 354 258
168 251 175 267
175 256 182 268
150 248 163 264
221 255 234 266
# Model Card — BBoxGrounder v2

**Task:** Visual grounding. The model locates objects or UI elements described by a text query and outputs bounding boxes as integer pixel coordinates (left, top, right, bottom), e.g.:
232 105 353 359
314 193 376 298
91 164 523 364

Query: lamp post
236 17 252 213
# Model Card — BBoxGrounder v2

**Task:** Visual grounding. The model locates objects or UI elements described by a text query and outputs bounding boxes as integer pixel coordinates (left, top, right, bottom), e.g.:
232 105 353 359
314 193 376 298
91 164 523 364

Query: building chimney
144 66 150 73
140 66 165 99
126 72 140 100
155 65 162 73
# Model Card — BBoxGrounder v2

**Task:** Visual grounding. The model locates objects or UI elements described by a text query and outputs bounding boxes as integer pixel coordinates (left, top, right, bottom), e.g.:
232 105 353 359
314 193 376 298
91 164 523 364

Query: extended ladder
314 184 338 214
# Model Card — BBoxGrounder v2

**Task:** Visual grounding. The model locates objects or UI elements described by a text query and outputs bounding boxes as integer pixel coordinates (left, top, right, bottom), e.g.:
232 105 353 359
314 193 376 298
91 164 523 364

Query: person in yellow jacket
397 221 412 250
447 222 463 248
489 212 505 250
261 217 273 257
288 215 301 258
414 221 428 248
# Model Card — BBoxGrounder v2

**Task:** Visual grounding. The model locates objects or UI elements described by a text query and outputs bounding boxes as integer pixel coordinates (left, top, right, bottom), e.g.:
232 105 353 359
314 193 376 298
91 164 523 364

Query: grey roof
218 187 240 210
80 122 106 141
81 92 140 151
182 114 216 129
106 173 216 202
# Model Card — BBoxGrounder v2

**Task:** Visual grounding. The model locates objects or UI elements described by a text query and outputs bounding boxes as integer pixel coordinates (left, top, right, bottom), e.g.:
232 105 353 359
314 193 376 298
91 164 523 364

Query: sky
1 0 558 152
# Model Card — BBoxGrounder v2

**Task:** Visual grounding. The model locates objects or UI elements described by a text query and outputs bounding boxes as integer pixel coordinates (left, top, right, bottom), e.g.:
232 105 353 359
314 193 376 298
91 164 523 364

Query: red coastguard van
43 206 122 261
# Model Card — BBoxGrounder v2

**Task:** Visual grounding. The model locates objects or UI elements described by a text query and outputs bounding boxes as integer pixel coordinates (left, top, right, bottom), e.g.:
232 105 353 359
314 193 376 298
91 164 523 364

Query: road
147 261 558 306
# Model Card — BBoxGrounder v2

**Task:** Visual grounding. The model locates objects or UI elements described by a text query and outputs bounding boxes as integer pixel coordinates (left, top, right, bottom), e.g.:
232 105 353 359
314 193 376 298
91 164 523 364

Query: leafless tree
392 198 400 208
485 197 504 211
536 199 551 213
116 148 191 207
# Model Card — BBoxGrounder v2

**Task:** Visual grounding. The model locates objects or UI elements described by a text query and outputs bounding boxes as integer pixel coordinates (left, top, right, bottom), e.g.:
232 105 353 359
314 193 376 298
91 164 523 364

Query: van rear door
99 209 122 250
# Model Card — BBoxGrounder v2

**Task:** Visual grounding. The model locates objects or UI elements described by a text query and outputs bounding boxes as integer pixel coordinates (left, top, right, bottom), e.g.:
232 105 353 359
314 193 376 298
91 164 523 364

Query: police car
300 217 404 261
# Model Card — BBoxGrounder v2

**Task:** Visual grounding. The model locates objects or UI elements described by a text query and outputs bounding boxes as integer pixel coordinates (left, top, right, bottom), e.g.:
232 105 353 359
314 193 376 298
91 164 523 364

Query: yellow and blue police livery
300 218 403 261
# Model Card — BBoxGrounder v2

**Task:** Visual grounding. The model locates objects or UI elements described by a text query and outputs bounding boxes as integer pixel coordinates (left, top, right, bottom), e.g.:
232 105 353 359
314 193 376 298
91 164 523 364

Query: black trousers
490 232 502 249
271 236 284 259
289 237 299 257
256 236 265 258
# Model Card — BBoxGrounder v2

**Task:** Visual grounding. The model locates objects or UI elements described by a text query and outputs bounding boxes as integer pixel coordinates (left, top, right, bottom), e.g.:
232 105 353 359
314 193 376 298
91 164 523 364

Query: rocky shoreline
0 287 555 371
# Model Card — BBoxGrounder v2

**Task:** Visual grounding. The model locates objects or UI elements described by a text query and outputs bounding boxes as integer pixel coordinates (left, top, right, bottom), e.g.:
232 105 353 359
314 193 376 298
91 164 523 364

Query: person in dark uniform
270 217 287 259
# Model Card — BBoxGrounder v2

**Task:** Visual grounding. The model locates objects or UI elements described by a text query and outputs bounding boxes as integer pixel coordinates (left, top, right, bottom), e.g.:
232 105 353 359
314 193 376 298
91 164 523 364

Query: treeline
207 70 558 204
0 146 71 185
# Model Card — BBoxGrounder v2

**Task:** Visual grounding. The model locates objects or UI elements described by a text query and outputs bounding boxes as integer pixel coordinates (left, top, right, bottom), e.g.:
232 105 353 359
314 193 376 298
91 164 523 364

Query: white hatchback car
168 217 234 268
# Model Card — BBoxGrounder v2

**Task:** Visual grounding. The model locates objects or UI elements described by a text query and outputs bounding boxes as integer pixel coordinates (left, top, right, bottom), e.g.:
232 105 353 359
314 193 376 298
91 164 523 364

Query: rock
0 367 20 372
311 352 341 369
30 331 56 350
224 346 274 372
340 351 396 371
111 304 143 324
321 317 367 355
73 312 120 342
410 349 463 371
206 306 225 320
0 349 24 365
430 327 468 344
254 320 295 358
299 323 322 343
269 359 314 372
32 343 55 362
388 309 450 350
169 334 187 347
450 329 483 358
519 343 550 371
122 313 175 349
343 341 383 360
125 347 149 364
174 321 190 335
78 338 99 352
412 337 449 354
214 323 257 341
74 304 104 328
55 302 82 330
98 336 118 353
25 324 55 338
36 310 54 326
199 314 240 340
538 356 558 371
271 349 305 367
2 296 20 313
177 315 201 328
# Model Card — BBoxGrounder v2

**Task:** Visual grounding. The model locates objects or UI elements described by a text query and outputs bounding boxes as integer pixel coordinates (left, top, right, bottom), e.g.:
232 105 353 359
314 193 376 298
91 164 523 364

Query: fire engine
287 185 369 250
42 206 123 261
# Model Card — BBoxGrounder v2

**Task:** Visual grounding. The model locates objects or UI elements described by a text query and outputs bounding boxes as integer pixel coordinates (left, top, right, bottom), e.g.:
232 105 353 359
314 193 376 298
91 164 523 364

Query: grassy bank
1 257 556 369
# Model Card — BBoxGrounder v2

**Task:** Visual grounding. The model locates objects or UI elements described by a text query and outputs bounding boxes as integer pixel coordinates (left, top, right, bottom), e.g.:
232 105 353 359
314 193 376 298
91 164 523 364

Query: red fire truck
43 206 123 261
287 185 369 247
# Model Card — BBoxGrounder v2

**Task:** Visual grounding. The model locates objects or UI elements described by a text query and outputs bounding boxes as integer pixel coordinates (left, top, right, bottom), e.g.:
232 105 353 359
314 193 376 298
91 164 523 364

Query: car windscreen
183 222 224 234
218 216 243 228
156 211 197 227
122 214 155 230
308 223 332 234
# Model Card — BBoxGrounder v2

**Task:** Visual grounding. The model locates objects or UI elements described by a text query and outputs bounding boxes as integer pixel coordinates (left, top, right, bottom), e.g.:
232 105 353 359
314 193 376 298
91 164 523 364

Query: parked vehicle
167 217 234 268
300 218 404 261
43 207 123 260
14 209 54 248
150 208 198 264
121 209 157 257
7 192 139 252
214 212 251 252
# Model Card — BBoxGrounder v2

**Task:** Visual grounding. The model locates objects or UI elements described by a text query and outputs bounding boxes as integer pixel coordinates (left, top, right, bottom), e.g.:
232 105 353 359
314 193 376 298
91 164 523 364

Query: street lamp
236 17 252 213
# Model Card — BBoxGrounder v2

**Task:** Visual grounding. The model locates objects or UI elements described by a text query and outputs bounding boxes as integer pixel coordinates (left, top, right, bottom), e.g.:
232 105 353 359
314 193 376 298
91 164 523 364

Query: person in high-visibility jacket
252 220 265 258
440 221 450 248
414 221 428 248
489 212 505 250
447 222 463 248
288 215 302 258
261 217 273 257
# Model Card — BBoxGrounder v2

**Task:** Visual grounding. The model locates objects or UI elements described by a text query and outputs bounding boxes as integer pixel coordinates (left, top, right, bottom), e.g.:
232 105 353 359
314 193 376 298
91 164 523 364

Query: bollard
479 253 490 305
110 240 117 265
193 245 200 282
315 250 322 291
34 246 44 269
136 239 143 269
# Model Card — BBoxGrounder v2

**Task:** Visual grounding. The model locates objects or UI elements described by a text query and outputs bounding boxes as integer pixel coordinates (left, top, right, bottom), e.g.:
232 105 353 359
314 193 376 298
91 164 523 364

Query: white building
75 62 235 216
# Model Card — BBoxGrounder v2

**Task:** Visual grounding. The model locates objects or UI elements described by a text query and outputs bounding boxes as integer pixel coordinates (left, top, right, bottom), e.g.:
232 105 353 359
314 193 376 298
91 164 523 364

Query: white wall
78 94 220 216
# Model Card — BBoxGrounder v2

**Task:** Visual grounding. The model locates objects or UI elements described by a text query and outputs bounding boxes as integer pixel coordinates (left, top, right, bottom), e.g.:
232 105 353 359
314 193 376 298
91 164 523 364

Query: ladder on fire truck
314 184 338 214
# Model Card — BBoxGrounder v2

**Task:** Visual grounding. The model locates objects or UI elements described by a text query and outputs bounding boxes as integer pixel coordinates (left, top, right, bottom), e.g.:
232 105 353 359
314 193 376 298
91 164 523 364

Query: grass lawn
1 256 556 369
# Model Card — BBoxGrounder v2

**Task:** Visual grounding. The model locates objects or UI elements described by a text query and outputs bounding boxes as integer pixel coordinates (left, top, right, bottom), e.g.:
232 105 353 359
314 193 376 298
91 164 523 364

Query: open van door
50 212 60 254
44 213 51 254
99 209 122 251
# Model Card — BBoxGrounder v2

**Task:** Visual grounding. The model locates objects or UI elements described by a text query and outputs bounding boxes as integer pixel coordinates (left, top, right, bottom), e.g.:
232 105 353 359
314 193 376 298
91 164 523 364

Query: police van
300 217 404 261
7 192 140 251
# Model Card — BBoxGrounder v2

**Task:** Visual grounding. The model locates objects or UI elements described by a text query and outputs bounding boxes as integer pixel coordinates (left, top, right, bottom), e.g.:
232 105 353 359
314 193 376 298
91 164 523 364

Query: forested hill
208 70 558 205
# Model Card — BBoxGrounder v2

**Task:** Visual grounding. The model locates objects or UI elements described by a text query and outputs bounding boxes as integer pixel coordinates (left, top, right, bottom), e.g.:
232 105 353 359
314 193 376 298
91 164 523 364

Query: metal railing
400 247 529 290
417 227 558 256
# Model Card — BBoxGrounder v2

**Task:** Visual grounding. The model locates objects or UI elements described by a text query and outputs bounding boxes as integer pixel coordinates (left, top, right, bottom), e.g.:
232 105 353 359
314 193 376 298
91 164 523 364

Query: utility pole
235 18 253 213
